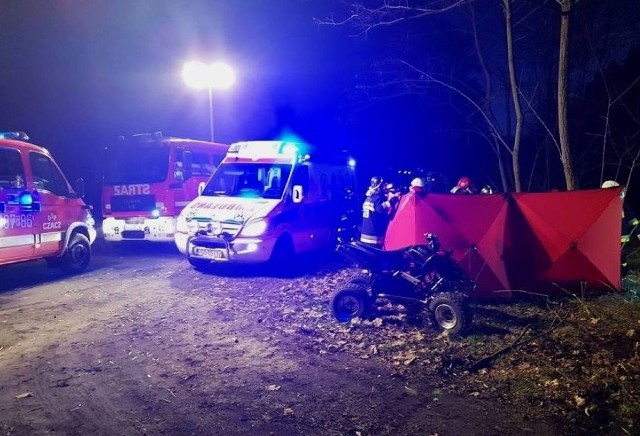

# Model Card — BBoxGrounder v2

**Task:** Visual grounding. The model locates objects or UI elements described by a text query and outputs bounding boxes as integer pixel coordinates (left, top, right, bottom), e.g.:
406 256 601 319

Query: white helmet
601 180 620 188
410 177 424 188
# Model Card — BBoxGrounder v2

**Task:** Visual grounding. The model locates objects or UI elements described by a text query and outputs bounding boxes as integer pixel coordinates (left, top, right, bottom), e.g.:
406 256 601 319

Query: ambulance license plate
194 247 225 259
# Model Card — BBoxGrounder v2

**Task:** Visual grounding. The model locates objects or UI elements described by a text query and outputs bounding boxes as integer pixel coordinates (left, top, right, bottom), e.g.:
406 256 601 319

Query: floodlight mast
182 61 236 142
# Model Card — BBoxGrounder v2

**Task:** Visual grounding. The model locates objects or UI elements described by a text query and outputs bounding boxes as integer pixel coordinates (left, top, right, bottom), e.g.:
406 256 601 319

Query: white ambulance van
0 132 97 273
174 140 357 270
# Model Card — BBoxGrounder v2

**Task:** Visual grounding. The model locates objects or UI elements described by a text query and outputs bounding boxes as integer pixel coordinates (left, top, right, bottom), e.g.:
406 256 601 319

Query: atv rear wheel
332 284 372 323
428 292 472 337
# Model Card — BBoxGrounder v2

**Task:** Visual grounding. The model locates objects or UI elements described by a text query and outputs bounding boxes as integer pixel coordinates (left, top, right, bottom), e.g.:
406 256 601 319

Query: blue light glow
280 143 299 156
19 191 34 206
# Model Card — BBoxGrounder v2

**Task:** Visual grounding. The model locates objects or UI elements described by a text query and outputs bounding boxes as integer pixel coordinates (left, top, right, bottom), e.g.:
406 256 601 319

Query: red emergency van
101 132 229 242
0 132 97 273
174 140 358 270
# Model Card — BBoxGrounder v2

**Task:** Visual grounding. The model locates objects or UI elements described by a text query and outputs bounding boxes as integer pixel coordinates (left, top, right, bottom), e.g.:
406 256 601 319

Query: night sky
2 1 638 209
0 2 462 194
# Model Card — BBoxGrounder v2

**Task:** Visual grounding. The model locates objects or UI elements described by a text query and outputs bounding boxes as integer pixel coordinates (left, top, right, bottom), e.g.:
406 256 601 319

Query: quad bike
332 233 475 336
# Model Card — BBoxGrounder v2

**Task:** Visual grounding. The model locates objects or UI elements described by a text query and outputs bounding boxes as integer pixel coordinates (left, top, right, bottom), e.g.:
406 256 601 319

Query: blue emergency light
0 131 30 141
13 191 41 212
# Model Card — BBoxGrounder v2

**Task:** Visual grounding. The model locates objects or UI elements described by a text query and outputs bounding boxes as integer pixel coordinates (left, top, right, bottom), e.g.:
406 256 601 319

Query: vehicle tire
269 235 295 274
428 292 472 337
349 276 372 289
188 257 211 272
60 233 91 274
332 284 372 323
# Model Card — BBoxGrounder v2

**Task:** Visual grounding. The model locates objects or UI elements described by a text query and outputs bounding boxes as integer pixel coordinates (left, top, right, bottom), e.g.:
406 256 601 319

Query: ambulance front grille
190 218 242 237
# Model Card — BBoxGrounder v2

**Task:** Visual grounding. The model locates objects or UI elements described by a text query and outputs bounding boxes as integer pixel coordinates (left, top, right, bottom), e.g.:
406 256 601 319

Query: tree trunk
557 1 576 190
503 0 524 192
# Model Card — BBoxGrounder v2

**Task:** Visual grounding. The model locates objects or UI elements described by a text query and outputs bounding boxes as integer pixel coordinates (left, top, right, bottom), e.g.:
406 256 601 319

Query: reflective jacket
360 190 389 247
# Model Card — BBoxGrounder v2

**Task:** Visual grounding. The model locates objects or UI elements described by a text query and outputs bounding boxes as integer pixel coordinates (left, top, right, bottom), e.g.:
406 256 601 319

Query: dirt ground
0 241 637 435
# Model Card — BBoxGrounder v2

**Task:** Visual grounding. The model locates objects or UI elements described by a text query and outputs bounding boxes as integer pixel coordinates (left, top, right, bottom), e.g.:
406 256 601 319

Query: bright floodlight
209 62 236 90
182 61 235 90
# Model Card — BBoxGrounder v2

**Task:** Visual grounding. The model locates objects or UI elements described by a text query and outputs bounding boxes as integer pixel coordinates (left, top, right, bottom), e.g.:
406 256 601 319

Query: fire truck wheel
188 257 211 272
60 233 91 274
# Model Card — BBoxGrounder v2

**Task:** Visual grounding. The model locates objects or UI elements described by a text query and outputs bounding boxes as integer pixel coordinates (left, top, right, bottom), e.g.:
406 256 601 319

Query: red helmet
457 177 471 189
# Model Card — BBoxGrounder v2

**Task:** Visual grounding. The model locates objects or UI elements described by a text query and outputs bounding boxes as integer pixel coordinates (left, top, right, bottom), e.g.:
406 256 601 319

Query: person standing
602 180 639 274
451 176 477 194
360 176 391 248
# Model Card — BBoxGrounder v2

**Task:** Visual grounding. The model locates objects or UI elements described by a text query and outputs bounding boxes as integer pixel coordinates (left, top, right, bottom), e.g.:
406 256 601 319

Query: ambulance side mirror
292 185 304 203
198 182 206 195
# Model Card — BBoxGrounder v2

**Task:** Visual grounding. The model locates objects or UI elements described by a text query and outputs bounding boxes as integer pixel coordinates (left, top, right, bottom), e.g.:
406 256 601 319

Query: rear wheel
332 284 372 322
60 233 91 274
428 292 472 337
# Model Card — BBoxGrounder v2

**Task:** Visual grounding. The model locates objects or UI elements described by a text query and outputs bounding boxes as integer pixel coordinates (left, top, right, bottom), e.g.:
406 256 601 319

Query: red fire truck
101 132 229 242
0 131 97 273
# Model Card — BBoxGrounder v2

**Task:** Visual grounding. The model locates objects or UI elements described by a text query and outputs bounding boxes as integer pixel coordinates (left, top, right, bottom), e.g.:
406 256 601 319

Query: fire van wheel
428 292 471 337
332 284 372 323
60 233 91 274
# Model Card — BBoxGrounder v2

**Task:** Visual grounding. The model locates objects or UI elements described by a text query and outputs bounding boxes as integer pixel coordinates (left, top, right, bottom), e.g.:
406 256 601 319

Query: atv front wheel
428 292 472 336
332 284 372 323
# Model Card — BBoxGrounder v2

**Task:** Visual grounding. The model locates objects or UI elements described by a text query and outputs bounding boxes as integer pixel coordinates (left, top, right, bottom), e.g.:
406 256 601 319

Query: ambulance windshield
104 146 170 184
202 162 292 199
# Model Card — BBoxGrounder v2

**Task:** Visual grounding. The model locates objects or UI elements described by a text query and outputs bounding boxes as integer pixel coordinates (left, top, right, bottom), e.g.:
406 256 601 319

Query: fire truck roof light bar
0 131 30 141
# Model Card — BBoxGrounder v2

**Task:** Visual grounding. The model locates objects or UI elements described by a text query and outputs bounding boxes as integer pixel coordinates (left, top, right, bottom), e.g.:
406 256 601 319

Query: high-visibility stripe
360 233 384 244
41 232 63 243
0 234 34 248
0 232 63 249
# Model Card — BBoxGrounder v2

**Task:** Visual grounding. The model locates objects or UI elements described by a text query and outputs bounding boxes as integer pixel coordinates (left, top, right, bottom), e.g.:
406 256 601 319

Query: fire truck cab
0 132 97 273
175 140 357 269
101 132 229 242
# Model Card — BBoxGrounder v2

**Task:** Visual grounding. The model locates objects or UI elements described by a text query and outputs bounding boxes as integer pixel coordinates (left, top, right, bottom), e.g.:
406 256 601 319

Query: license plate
124 224 145 231
194 247 226 259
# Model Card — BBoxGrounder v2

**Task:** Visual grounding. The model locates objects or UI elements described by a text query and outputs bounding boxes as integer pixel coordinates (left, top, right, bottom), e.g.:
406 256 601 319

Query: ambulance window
0 148 25 189
29 152 71 197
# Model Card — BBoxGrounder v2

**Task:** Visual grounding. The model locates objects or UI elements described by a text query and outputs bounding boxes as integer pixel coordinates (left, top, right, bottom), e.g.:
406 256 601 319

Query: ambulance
0 132 97 273
174 140 357 269
101 132 229 242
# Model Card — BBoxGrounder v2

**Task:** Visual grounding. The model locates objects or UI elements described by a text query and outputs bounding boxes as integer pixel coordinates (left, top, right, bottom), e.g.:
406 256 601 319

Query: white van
0 132 97 273
174 141 357 270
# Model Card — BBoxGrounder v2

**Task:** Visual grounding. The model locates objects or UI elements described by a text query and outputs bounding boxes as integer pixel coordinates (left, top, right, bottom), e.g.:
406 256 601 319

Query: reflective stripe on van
0 231 63 248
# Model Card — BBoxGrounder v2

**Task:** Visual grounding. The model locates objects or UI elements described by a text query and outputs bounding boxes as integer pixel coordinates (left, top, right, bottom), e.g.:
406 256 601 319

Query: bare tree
555 0 579 190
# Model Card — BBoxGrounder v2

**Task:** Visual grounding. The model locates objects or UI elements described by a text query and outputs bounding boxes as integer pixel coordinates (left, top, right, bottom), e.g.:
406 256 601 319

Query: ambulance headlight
152 209 160 218
176 214 189 233
240 219 268 237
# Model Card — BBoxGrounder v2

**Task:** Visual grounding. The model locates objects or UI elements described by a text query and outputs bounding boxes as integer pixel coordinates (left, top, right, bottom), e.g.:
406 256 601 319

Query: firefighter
360 176 391 248
451 176 477 194
602 180 639 273
384 182 401 221
410 177 425 194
